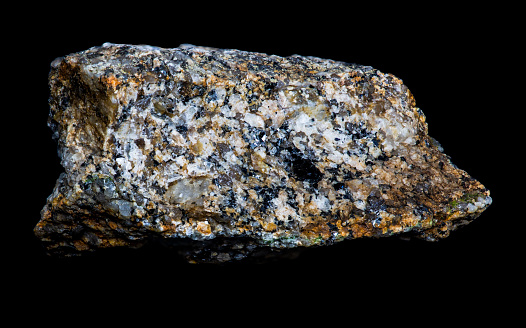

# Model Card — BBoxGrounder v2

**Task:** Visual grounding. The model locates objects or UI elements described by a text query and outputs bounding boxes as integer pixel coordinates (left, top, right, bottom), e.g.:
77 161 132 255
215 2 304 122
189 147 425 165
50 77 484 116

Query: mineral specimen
35 43 492 263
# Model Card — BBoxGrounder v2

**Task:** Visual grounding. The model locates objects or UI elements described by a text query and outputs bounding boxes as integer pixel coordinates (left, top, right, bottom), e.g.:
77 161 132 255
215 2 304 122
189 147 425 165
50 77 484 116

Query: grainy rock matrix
35 43 492 263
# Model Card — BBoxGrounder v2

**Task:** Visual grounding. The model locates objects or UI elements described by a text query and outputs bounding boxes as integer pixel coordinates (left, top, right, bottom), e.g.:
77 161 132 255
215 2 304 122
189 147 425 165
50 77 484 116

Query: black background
7 4 520 321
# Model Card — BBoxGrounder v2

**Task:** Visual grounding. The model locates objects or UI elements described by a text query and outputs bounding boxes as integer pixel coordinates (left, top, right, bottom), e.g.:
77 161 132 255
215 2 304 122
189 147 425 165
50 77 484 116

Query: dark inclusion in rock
35 43 492 263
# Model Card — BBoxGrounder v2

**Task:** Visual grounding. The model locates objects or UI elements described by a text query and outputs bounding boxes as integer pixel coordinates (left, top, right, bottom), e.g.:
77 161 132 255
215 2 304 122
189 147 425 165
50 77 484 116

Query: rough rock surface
35 43 492 263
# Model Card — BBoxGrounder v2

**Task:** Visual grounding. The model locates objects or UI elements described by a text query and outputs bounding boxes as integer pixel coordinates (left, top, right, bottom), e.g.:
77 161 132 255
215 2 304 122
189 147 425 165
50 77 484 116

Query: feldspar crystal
35 43 492 263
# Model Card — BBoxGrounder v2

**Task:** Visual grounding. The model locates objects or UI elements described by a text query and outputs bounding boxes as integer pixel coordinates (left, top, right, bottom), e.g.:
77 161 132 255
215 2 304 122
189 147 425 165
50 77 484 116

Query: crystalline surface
35 43 491 262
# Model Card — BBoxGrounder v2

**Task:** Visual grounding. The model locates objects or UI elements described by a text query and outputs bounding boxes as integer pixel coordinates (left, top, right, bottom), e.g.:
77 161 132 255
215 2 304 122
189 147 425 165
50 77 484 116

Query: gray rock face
35 43 491 263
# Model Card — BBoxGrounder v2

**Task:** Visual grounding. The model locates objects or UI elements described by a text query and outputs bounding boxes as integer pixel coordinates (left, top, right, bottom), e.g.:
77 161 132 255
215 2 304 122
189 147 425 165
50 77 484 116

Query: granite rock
35 43 492 263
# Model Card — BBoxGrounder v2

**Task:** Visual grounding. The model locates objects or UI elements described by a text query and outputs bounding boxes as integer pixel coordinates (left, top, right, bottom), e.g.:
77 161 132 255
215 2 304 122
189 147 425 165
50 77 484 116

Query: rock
35 43 492 263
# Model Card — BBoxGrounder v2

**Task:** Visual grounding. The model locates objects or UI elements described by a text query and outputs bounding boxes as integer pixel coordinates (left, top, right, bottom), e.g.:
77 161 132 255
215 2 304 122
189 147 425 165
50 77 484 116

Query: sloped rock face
35 43 491 263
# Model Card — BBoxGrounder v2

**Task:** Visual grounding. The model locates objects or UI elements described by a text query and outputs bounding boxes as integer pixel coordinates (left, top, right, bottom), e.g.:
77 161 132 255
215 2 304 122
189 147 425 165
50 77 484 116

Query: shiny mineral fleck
35 43 492 263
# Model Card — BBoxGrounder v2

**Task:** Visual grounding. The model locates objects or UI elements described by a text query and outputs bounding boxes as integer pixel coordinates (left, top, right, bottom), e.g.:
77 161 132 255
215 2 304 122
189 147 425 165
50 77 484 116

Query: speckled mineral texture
35 43 492 263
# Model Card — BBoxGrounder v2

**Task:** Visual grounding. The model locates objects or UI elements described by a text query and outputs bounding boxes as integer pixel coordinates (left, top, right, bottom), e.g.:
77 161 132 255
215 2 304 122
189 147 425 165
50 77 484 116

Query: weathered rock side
35 43 491 263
